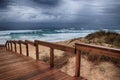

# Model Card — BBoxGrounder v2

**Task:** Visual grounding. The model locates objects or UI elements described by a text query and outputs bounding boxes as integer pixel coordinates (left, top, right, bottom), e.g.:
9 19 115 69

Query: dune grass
86 30 120 48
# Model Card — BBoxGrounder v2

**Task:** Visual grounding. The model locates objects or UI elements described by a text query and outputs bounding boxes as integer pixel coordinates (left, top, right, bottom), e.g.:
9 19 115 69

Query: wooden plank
0 66 42 79
0 60 34 71
0 53 32 61
37 71 69 80
35 40 75 54
0 55 23 62
75 43 120 58
10 67 51 80
0 54 20 59
27 69 60 80
0 58 30 66
0 61 41 79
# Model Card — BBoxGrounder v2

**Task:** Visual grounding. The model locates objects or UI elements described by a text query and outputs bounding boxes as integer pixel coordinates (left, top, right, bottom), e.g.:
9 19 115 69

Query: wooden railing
75 43 120 77
34 40 75 68
5 40 120 77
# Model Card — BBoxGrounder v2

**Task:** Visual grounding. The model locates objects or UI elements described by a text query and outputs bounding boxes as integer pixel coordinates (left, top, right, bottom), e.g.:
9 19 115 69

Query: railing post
14 42 17 52
8 42 10 50
26 43 29 56
5 42 7 50
50 48 54 68
19 42 22 54
5 42 8 50
35 42 39 60
10 41 13 51
75 50 81 77
6 43 8 50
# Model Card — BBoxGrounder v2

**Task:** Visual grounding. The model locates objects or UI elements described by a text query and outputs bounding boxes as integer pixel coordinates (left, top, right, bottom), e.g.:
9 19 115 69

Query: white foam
0 29 120 44
41 32 89 42
54 29 97 33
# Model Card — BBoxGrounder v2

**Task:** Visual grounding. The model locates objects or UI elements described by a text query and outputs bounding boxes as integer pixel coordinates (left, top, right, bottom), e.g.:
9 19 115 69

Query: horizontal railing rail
76 43 120 58
25 40 35 46
19 40 26 45
35 40 75 53
12 40 19 43
5 40 120 78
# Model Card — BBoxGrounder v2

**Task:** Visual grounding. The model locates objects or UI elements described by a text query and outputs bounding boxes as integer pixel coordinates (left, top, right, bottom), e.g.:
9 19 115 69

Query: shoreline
0 29 120 44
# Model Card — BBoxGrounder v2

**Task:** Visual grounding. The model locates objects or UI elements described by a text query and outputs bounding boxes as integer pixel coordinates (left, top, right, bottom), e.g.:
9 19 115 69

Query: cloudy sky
0 0 120 30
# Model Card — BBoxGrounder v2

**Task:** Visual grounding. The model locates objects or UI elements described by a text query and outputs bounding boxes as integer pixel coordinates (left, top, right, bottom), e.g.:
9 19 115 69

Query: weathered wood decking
0 46 83 80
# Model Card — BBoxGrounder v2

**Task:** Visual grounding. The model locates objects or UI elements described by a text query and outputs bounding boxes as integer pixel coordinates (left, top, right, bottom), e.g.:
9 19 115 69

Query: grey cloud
0 0 120 29
0 0 10 9
32 0 60 7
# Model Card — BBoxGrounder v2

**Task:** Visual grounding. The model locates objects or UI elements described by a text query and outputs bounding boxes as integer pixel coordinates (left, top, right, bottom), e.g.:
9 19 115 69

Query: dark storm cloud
33 0 60 7
0 0 120 30
104 5 120 15
0 0 120 22
0 0 9 9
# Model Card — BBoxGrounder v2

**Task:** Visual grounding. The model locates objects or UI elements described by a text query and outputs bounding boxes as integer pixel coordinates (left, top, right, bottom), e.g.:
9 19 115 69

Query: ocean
0 29 120 44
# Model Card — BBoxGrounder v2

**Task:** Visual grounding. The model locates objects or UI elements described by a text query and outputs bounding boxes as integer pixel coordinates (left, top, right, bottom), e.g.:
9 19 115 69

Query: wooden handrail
6 40 29 56
25 40 35 46
19 40 26 45
75 43 120 58
35 40 75 53
12 40 19 44
34 40 75 68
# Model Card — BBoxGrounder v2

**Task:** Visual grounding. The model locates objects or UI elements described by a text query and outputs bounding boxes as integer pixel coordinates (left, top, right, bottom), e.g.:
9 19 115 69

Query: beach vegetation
86 30 120 48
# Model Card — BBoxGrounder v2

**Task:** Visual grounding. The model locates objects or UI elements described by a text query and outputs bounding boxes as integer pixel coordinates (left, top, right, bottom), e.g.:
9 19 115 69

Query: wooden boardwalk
1 40 120 80
0 46 83 80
